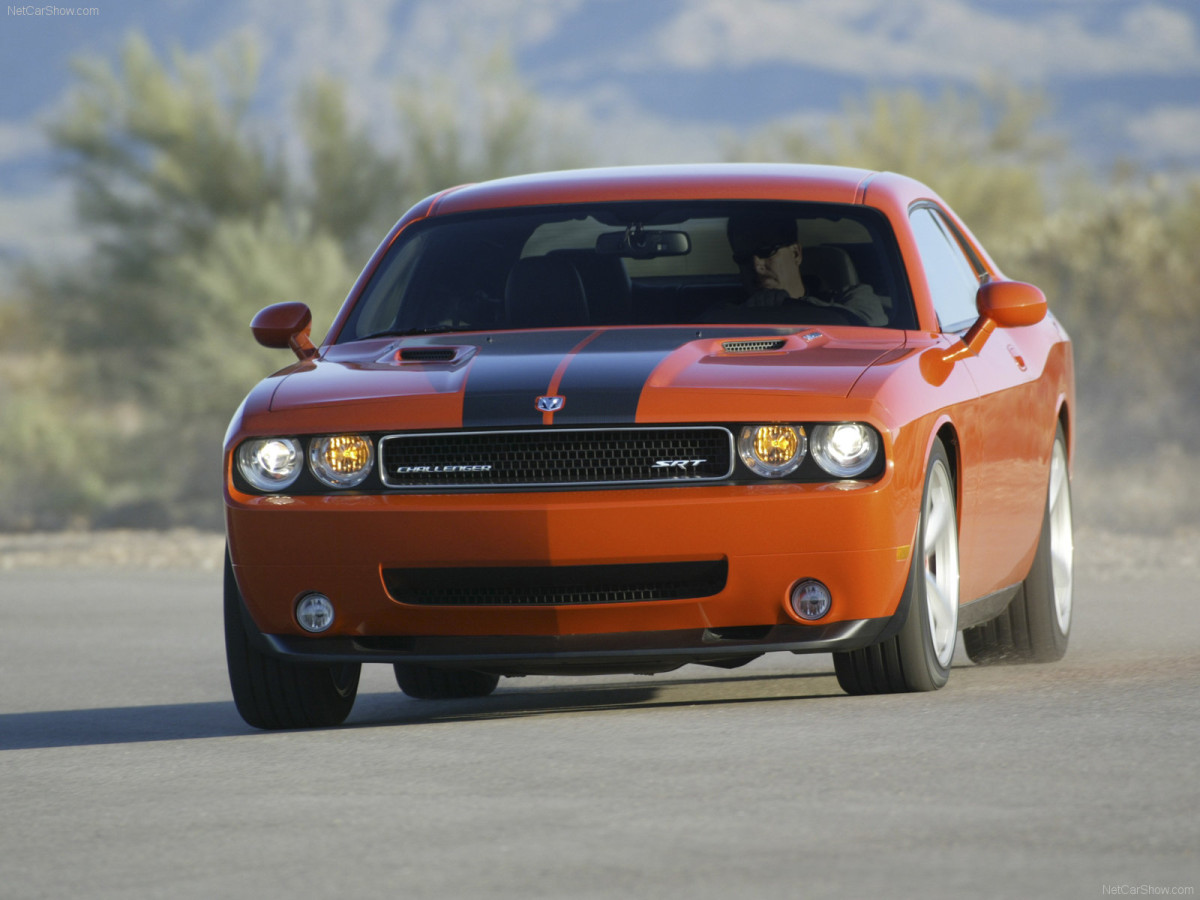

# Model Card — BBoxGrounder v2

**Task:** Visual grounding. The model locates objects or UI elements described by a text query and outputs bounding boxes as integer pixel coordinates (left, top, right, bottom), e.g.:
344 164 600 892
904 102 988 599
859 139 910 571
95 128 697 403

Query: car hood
265 326 906 430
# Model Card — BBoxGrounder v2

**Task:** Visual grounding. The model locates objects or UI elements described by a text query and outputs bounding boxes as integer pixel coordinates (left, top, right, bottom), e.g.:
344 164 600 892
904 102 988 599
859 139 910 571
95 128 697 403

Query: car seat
505 257 590 329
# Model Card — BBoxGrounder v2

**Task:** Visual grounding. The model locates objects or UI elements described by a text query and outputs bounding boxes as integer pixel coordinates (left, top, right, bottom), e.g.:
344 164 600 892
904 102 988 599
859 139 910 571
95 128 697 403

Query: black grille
384 560 728 606
379 427 733 488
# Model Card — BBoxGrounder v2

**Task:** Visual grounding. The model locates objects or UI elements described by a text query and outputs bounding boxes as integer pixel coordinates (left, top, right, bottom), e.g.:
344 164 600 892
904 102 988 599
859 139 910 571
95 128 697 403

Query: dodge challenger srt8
223 164 1075 729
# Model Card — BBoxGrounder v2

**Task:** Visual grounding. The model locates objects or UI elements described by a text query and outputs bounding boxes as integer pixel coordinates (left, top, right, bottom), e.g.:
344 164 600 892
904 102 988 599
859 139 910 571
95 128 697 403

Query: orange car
224 164 1074 729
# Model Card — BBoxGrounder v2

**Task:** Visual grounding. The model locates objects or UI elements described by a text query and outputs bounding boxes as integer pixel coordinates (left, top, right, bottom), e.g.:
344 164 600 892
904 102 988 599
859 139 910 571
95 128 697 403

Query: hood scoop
717 330 828 356
386 345 476 366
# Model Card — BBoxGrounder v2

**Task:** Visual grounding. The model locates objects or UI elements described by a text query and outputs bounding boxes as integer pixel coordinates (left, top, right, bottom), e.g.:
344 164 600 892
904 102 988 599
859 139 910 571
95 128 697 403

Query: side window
909 207 981 331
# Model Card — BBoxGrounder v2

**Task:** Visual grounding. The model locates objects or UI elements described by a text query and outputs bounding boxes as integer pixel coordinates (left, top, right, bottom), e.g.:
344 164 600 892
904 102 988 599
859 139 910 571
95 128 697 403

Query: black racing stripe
459 330 593 427
554 327 790 424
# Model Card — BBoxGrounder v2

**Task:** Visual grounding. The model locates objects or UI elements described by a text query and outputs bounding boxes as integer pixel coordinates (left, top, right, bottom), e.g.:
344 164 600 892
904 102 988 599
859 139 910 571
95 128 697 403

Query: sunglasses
733 242 789 267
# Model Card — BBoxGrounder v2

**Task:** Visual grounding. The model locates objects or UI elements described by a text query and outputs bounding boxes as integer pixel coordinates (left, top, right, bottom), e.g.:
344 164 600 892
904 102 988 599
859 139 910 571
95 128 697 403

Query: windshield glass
338 200 915 341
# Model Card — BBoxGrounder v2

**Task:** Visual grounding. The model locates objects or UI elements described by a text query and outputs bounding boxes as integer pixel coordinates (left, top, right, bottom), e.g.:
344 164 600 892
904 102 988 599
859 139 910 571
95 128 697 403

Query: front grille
384 560 728 606
721 339 787 353
379 427 733 489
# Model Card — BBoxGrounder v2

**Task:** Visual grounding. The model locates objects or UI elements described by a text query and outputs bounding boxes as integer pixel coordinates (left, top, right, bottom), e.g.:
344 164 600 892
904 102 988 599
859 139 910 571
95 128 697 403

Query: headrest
801 245 859 294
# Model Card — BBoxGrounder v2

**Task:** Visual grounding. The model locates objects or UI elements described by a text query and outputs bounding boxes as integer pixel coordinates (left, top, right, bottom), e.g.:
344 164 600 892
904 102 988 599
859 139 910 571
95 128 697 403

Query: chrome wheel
1048 437 1074 635
923 459 960 669
961 422 1072 665
833 439 958 694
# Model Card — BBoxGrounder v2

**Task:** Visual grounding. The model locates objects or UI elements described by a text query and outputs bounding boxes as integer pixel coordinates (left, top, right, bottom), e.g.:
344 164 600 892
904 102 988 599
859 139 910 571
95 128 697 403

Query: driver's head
727 213 804 295
726 213 799 268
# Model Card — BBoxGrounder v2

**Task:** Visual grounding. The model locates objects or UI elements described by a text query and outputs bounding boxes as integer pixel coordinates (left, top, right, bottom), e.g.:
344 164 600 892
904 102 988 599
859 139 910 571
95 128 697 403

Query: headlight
811 423 880 478
309 434 375 488
739 425 807 478
236 438 302 492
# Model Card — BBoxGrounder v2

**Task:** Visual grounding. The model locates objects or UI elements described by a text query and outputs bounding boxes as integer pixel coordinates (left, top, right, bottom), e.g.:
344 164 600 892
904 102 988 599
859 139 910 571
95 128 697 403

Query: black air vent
383 560 728 606
398 347 460 362
721 339 787 353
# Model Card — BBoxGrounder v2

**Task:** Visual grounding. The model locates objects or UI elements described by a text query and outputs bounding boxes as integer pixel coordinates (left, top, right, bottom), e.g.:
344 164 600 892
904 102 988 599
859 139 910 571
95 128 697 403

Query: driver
725 214 889 326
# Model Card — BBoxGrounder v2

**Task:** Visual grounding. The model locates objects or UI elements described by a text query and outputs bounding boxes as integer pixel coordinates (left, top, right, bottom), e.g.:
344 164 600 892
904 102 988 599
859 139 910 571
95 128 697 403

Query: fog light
296 593 335 633
790 580 832 621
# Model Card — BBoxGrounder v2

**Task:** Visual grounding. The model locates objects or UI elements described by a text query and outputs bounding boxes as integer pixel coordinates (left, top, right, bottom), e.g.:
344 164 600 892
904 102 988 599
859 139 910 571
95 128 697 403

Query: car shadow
348 669 845 728
1 670 845 749
0 701 250 751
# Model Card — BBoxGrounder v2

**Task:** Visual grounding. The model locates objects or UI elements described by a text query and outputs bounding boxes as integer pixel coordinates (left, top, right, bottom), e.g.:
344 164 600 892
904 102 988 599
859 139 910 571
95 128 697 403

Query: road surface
1 529 1197 899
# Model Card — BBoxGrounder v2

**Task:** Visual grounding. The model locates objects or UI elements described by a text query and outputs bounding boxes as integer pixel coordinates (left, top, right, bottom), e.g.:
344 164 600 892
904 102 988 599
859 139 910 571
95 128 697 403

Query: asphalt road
2 530 1197 900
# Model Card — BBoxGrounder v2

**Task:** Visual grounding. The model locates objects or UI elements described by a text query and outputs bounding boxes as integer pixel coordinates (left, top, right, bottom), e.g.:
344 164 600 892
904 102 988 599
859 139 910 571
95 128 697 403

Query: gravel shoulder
1 526 1198 578
0 529 226 572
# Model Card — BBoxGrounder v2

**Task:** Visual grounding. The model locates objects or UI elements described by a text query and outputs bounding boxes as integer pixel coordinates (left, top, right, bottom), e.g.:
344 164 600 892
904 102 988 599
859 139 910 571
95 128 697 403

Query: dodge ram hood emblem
536 395 565 412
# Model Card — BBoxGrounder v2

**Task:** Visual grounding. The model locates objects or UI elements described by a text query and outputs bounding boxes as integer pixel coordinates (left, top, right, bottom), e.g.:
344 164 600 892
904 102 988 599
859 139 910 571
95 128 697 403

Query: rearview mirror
596 228 691 259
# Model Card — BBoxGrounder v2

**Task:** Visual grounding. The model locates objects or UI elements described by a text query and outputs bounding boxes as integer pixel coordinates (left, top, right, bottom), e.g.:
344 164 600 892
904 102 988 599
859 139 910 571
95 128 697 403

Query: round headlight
309 434 375 488
811 423 880 478
236 438 302 492
739 425 807 478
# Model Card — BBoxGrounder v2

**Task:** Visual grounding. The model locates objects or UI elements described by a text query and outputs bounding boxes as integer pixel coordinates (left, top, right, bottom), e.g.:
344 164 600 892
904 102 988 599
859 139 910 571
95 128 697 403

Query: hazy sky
2 0 1198 277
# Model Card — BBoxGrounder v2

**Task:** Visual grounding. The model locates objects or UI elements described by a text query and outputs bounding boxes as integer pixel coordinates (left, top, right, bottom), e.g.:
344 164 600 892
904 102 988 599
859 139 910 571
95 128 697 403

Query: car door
909 204 1048 600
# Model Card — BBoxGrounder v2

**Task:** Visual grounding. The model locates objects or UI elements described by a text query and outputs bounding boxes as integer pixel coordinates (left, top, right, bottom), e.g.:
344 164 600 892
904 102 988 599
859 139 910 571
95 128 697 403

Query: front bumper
226 472 919 661
247 619 895 675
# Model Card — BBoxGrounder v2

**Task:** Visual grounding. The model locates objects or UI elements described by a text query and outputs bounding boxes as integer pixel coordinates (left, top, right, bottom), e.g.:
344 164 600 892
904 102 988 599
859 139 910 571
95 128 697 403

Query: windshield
338 200 915 341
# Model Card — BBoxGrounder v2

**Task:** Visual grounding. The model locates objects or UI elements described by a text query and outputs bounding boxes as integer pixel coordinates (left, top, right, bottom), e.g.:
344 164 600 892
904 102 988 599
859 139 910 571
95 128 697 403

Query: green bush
1 40 1196 532
0 34 588 529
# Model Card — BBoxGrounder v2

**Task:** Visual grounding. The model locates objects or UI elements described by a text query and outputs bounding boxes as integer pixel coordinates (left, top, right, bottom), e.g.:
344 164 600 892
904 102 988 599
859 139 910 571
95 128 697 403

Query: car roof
427 164 929 217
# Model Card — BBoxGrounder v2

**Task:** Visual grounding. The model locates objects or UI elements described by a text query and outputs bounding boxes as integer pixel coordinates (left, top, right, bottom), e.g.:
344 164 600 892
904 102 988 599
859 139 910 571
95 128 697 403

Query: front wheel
834 438 960 694
224 548 360 729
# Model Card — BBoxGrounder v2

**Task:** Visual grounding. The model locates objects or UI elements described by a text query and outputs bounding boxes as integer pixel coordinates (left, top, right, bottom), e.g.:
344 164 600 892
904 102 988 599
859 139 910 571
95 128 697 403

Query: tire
834 439 960 694
224 548 361 729
964 423 1073 664
394 664 500 700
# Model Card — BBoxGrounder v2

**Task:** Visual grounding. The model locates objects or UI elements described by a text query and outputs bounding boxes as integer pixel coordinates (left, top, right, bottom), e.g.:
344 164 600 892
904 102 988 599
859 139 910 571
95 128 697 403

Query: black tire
224 548 360 729
834 439 959 694
394 664 500 700
964 423 1072 664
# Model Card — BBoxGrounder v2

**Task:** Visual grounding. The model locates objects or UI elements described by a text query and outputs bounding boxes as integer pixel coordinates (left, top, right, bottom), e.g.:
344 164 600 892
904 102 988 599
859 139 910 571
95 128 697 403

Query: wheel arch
1056 398 1073 468
934 421 962 490
900 416 962 543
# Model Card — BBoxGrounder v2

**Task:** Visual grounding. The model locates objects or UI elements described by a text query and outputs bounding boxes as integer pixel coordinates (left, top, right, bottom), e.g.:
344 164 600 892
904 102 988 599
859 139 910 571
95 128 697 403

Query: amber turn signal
738 425 807 478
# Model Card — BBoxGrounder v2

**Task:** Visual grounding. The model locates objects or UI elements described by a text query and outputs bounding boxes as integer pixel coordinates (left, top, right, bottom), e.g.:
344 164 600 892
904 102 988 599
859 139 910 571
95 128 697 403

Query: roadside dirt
1 526 1197 579
0 529 225 572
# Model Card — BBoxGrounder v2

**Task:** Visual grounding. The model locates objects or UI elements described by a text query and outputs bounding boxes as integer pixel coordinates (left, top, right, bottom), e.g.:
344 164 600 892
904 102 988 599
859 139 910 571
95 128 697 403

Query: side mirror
939 280 1049 366
250 302 317 360
977 280 1047 328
